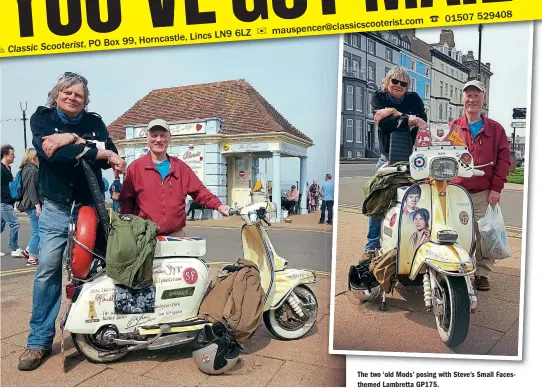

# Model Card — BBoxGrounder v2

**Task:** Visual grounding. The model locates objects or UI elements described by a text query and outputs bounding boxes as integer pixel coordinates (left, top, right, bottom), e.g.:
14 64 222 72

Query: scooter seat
154 236 207 258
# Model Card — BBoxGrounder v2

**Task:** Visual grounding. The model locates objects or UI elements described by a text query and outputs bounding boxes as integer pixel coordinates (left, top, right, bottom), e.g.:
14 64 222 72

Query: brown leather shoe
18 348 52 371
475 276 490 291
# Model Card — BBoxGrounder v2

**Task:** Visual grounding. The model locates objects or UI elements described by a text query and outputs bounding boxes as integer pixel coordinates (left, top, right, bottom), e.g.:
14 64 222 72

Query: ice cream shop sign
135 121 207 138
180 146 205 181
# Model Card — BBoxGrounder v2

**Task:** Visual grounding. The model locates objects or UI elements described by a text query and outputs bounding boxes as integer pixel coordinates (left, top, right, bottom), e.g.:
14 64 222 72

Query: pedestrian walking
1 144 24 258
319 174 334 225
16 148 42 266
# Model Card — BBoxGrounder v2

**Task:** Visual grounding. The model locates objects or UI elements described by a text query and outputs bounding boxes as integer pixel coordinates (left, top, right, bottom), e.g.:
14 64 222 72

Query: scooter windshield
414 123 468 150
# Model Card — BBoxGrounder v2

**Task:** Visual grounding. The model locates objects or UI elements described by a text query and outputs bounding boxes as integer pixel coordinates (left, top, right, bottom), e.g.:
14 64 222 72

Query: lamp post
20 102 28 149
477 24 483 81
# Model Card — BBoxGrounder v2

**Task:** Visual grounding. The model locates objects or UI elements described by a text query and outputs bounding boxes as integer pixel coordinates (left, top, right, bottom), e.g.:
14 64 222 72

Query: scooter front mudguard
409 242 475 281
267 269 316 310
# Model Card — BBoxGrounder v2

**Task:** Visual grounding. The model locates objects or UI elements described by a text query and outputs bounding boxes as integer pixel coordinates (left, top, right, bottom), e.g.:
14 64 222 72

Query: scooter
60 161 318 365
372 123 489 348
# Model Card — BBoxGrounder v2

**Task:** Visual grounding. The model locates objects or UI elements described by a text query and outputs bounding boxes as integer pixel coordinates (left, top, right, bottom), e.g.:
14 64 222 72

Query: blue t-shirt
468 120 483 139
154 159 171 181
321 180 335 201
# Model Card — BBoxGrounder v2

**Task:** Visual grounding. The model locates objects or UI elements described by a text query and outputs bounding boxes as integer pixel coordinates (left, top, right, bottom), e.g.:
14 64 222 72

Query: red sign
183 268 198 284
459 211 469 225
238 171 245 177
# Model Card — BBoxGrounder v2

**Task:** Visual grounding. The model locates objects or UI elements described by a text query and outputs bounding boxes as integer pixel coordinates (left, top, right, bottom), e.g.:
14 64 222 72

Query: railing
343 66 366 80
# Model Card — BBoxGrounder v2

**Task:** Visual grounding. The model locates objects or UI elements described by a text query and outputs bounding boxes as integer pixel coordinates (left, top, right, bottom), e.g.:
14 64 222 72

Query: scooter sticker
114 285 156 315
183 268 199 284
201 353 210 364
85 300 100 323
459 211 469 225
413 156 426 169
389 213 397 227
415 131 432 147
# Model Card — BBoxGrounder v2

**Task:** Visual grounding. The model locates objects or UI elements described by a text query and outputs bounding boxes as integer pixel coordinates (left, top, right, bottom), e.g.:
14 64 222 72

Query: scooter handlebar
472 169 485 177
228 208 240 216
377 165 409 176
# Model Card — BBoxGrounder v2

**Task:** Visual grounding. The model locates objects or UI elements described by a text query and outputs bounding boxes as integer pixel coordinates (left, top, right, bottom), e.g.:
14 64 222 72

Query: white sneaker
0 252 5 257
11 248 24 258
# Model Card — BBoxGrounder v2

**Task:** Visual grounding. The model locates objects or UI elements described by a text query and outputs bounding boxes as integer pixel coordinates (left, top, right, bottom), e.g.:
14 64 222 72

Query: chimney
486 62 491 70
439 29 455 48
465 50 475 61
401 29 416 40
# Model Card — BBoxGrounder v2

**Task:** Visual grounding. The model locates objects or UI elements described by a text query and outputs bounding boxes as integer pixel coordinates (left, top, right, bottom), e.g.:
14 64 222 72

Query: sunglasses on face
61 72 88 85
391 78 408 88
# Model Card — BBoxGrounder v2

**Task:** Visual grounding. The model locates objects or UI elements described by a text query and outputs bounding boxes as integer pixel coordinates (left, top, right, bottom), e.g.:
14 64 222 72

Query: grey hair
46 72 90 109
380 66 411 92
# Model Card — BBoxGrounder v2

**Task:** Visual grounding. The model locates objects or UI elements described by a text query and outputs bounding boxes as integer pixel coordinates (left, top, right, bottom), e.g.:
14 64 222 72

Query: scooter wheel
263 285 318 341
71 333 129 364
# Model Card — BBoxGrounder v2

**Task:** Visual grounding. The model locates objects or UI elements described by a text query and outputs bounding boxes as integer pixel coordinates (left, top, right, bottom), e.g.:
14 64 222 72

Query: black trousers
320 200 334 223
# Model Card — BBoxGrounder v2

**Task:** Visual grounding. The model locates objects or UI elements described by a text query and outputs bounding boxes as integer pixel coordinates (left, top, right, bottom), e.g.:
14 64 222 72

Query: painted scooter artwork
369 123 491 348
59 161 319 372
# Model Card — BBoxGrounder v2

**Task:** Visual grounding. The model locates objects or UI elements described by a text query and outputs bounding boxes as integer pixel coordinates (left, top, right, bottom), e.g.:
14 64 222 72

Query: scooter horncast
60 161 318 369
351 123 490 348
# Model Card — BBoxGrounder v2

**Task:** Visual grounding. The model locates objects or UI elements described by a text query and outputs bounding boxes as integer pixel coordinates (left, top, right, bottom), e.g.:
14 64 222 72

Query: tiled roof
107 79 313 144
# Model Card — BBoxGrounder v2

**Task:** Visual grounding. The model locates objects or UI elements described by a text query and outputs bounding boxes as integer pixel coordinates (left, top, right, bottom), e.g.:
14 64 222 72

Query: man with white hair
449 80 511 292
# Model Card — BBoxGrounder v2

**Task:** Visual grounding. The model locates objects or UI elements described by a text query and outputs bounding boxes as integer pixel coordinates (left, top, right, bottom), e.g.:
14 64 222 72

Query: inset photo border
329 22 533 361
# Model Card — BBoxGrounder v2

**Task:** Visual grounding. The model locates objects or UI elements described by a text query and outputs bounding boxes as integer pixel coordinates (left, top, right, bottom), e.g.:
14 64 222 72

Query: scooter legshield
268 269 316 310
409 242 475 280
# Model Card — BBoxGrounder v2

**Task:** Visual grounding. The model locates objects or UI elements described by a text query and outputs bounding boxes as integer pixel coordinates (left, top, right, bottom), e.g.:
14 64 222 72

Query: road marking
0 262 330 277
187 225 332 233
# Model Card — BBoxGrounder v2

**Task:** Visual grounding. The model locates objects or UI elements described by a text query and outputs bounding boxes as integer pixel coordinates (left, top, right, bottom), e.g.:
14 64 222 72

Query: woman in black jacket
17 148 41 266
362 66 428 262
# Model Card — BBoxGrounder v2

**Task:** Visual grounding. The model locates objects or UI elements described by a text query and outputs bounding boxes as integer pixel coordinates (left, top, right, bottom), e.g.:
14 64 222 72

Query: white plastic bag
477 204 512 260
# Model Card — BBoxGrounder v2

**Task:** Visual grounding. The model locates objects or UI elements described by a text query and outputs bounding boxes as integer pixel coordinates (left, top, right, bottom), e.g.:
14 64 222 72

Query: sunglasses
391 78 408 88
61 72 88 85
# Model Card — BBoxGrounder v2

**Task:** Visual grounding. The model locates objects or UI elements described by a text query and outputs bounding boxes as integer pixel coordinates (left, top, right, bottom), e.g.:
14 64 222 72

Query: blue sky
0 35 340 190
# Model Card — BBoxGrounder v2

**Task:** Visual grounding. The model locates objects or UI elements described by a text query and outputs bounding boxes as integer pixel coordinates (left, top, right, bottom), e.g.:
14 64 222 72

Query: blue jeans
1 203 20 251
26 208 40 257
27 200 78 350
364 154 389 253
112 200 120 213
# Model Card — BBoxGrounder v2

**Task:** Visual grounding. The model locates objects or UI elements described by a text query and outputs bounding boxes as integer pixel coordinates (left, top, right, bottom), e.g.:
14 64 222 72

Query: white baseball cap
463 80 485 93
146 118 170 132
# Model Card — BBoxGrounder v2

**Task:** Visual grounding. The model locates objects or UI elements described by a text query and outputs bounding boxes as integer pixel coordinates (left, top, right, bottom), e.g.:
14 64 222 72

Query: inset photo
331 23 532 359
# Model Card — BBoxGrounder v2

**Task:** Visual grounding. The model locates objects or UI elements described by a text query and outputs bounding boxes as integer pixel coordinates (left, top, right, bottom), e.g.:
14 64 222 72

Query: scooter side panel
241 224 277 310
409 242 474 280
397 183 431 275
446 184 475 255
269 269 316 309
64 258 209 334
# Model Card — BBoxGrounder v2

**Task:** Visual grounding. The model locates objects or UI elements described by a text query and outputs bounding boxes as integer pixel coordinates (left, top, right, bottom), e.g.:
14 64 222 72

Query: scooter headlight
429 157 458 180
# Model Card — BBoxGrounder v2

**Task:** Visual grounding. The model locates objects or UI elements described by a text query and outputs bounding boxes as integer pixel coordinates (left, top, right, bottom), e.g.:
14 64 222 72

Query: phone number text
445 10 513 23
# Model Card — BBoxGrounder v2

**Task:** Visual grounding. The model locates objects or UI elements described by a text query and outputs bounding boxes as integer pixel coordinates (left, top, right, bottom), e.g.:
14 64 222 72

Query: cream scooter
60 164 318 364
374 123 489 347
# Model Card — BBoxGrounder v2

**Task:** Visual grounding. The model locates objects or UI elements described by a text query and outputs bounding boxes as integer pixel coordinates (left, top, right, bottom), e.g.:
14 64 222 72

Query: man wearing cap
449 80 511 291
119 119 230 236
